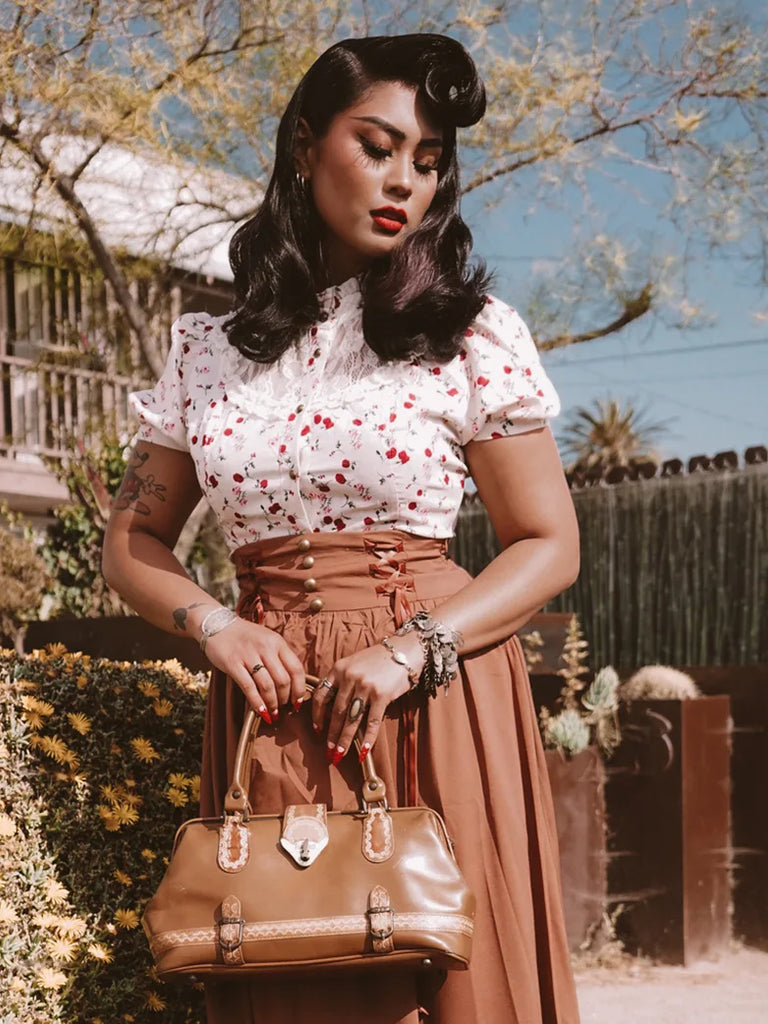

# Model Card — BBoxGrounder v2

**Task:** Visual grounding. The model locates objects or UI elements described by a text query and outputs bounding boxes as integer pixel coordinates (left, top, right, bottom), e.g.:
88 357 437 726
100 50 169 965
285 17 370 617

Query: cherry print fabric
129 277 560 551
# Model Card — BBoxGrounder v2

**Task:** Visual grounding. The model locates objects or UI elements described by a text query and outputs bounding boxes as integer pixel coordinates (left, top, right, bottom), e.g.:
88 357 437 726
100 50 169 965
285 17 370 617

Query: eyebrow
351 115 443 149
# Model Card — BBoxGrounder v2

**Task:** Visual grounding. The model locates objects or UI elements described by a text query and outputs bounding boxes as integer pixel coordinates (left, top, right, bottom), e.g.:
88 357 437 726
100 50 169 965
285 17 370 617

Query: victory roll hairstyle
225 33 491 364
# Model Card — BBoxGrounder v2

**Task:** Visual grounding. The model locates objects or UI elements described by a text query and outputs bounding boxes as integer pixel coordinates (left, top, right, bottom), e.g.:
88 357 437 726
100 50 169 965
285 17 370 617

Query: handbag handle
224 675 388 816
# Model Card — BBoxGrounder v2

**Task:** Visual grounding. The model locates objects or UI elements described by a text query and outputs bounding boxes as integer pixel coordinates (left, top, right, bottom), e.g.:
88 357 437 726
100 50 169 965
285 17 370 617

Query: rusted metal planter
606 696 732 964
545 745 607 951
685 666 768 948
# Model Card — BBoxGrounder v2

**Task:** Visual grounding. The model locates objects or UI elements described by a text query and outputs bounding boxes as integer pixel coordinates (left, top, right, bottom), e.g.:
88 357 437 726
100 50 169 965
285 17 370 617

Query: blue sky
459 0 767 463
467 197 767 462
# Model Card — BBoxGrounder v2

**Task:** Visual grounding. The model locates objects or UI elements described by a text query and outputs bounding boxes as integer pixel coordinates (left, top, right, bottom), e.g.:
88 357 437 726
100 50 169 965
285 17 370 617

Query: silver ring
250 663 265 676
318 677 335 692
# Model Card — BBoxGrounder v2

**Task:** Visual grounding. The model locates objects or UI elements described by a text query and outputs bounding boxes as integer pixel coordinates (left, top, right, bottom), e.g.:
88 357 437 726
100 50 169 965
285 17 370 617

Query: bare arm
429 425 580 647
102 441 305 720
321 427 579 760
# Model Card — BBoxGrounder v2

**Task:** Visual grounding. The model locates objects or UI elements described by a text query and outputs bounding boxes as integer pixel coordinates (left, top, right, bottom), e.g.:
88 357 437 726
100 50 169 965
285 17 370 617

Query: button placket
296 537 324 612
291 317 332 534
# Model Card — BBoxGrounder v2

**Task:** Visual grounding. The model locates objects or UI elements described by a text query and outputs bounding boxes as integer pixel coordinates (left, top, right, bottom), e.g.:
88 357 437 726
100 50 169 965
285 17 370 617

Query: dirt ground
575 947 768 1023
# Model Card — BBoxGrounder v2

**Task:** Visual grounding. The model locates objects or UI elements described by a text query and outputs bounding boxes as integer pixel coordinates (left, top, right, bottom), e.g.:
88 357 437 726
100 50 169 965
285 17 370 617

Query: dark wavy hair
225 34 491 364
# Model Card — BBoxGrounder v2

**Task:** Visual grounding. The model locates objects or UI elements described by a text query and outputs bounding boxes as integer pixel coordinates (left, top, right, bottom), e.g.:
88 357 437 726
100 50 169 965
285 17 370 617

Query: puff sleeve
460 296 560 445
128 316 191 451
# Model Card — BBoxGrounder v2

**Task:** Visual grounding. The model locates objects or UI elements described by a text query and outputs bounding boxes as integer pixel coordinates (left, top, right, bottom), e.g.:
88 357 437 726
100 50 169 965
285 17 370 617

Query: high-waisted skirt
200 531 580 1024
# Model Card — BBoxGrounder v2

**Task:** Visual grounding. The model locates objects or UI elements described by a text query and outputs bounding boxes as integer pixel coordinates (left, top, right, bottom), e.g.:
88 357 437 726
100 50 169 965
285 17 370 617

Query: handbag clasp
281 804 329 868
219 916 245 952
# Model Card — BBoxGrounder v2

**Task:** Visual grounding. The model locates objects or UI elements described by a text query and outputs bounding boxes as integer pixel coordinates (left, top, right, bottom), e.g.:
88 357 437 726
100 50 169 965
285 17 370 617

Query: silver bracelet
199 607 239 653
395 612 463 698
379 636 420 689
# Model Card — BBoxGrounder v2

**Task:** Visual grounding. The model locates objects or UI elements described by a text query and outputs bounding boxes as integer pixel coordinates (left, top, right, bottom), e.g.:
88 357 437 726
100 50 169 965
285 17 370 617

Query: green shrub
0 523 49 652
0 645 208 1023
43 437 130 618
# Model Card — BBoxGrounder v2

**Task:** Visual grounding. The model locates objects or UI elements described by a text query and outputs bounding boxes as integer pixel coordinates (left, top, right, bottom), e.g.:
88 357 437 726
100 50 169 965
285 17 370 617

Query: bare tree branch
539 284 654 351
0 118 163 377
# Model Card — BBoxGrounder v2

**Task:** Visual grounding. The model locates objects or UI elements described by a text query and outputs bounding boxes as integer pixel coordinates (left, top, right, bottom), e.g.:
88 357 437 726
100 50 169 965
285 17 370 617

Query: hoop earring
295 171 309 192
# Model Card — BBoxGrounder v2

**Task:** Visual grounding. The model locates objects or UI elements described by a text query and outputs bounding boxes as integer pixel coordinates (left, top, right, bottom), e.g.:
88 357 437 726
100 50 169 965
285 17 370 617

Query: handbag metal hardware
366 905 395 940
218 916 245 952
280 803 330 867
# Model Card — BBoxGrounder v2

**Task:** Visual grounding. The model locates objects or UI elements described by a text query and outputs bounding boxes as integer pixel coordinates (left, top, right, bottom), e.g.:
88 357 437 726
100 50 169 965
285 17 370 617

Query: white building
0 136 253 521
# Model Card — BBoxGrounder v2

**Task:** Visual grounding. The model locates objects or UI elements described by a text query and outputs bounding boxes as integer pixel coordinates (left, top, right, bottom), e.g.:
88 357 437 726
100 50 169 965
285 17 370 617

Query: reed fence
453 461 768 670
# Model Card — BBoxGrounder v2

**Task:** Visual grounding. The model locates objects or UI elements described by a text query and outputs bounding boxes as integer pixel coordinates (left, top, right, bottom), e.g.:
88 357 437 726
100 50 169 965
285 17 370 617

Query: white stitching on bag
150 912 474 956
362 807 394 863
217 814 250 872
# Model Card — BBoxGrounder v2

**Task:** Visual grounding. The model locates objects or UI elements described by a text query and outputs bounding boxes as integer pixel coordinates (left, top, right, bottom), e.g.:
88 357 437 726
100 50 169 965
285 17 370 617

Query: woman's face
298 81 444 284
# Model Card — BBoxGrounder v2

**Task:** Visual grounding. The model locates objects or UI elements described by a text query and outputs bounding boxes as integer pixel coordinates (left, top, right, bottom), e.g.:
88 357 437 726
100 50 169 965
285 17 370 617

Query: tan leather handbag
142 680 475 978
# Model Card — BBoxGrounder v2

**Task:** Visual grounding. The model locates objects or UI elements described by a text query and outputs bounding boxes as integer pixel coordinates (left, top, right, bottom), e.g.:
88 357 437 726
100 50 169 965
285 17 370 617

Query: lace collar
317 276 362 317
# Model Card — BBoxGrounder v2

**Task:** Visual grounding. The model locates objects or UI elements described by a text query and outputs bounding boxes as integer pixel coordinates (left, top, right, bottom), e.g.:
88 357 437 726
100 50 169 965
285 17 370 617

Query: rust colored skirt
201 531 580 1024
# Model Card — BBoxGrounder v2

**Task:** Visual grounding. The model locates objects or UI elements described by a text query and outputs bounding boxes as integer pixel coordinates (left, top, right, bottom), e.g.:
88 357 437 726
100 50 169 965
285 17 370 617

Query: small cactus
582 666 620 712
544 709 591 756
582 666 621 756
620 664 700 701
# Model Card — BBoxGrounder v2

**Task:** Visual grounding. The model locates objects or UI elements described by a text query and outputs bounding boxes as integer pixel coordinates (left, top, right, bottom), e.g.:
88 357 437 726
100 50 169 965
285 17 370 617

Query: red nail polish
258 708 272 725
271 709 279 721
331 748 345 767
293 700 302 713
325 745 335 764
358 744 370 763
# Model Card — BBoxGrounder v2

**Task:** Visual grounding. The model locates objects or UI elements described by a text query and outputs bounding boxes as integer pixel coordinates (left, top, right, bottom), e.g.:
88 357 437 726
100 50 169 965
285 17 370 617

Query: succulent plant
620 664 701 701
557 615 590 709
544 709 592 756
582 666 621 756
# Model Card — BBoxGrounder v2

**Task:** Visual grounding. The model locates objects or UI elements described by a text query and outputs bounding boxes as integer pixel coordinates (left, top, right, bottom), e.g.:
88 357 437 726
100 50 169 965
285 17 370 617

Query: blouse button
297 538 312 552
309 597 324 613
313 348 322 358
303 578 318 592
301 555 315 569
318 311 329 323
296 403 304 413
289 469 298 480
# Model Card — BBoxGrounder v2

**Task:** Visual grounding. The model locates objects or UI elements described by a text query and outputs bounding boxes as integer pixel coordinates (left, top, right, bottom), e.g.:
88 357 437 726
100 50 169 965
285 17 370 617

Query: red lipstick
371 207 407 234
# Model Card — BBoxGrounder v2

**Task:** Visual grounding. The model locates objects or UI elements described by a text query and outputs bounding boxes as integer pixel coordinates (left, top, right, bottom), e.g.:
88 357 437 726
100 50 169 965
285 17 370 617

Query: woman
103 33 581 1024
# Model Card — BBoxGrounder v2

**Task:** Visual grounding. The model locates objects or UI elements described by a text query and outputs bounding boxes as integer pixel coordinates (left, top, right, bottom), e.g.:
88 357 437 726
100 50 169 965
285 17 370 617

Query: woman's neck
319 236 371 288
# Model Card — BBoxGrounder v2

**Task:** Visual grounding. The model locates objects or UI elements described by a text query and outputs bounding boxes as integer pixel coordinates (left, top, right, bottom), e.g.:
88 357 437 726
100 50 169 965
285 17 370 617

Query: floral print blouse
129 277 560 551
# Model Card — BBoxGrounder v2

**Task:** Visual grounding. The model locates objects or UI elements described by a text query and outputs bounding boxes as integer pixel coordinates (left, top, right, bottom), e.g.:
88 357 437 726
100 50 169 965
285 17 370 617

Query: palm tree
559 398 668 474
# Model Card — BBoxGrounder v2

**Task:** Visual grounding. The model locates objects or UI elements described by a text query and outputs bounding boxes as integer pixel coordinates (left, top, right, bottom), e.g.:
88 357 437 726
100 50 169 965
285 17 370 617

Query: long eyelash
359 138 390 162
359 137 438 178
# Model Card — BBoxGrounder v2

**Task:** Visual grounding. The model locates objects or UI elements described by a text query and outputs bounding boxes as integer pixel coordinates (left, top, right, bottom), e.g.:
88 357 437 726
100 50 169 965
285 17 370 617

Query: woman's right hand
203 618 306 724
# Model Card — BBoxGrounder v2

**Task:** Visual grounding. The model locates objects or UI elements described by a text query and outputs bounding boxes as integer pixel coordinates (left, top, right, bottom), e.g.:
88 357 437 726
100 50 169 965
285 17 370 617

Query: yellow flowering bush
0 646 208 1023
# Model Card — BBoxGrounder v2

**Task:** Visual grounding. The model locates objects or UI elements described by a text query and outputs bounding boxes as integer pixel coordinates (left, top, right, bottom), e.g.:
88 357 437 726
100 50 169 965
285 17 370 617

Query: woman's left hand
312 633 424 765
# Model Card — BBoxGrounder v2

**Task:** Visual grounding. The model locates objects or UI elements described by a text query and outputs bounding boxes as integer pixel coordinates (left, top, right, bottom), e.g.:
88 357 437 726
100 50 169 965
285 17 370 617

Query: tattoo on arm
172 602 206 632
113 450 168 515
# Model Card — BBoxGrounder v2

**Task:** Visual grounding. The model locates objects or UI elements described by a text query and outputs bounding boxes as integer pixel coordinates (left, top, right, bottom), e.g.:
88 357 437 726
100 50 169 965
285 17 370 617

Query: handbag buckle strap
367 884 395 953
219 916 245 952
366 905 395 940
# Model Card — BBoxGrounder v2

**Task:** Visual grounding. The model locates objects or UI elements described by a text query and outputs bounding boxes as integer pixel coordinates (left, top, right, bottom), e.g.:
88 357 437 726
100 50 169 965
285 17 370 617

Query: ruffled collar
317 275 362 316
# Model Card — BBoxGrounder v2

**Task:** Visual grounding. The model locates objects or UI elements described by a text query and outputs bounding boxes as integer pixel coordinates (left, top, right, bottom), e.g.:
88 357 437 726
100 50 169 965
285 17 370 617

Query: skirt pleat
200 532 580 1024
